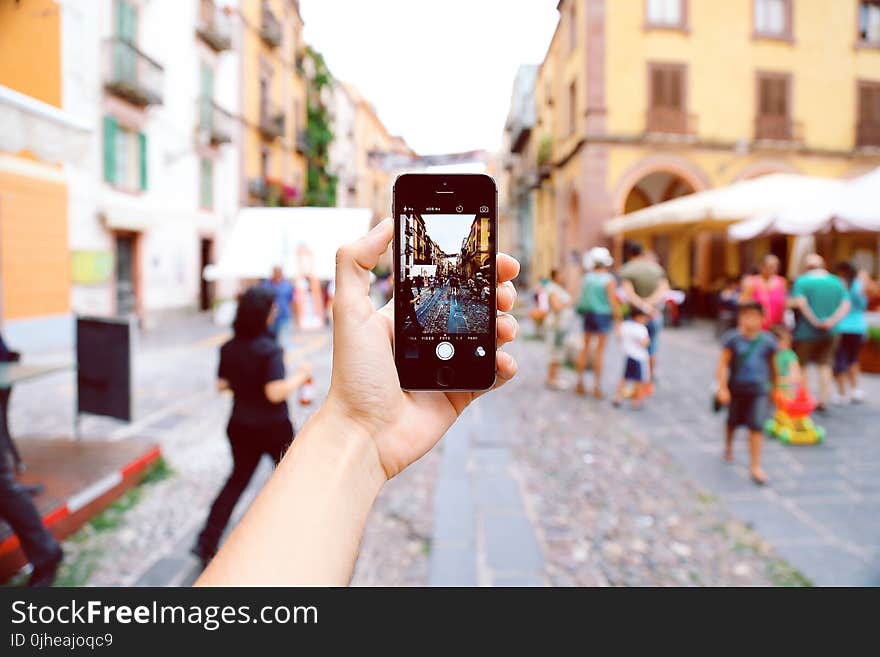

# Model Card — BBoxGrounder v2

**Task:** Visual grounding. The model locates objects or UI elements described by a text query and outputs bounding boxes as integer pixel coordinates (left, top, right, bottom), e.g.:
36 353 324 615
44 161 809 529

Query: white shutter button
435 341 454 361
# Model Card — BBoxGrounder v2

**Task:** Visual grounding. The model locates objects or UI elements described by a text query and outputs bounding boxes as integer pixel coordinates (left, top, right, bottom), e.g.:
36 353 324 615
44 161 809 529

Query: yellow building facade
526 0 880 293
240 0 308 205
0 0 71 336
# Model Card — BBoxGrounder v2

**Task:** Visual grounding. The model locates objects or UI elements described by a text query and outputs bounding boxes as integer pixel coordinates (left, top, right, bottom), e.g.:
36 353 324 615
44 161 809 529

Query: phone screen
393 174 497 390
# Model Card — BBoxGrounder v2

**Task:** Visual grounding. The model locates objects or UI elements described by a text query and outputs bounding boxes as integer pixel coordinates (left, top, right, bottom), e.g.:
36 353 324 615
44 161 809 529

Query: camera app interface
397 209 493 359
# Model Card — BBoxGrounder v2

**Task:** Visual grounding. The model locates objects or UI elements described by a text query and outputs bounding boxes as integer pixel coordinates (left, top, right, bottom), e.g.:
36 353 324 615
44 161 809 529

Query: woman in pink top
741 254 787 329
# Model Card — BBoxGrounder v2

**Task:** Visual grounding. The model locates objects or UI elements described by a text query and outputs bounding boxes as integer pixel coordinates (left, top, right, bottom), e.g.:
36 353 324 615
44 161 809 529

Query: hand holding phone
326 218 519 479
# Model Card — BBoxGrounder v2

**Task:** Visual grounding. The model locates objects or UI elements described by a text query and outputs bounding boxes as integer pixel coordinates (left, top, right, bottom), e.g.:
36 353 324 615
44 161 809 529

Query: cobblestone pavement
429 319 880 586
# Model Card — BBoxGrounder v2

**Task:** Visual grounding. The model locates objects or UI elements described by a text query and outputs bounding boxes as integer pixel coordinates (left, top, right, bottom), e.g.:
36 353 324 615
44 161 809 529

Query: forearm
716 357 730 390
196 407 386 586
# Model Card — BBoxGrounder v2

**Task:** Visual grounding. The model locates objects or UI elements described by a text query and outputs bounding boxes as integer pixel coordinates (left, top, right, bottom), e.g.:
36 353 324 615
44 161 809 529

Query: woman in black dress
193 286 310 566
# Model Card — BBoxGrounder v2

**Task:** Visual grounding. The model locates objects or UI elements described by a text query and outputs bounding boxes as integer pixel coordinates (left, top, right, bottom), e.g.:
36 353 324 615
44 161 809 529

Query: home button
436 366 454 388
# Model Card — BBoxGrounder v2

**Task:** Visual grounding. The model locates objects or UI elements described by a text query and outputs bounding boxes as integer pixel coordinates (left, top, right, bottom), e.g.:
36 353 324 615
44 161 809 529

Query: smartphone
393 173 497 391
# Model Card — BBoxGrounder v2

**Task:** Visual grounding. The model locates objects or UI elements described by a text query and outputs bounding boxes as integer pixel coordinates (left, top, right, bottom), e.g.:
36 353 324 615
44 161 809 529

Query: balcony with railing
295 128 310 153
857 122 880 148
197 97 234 145
196 0 232 51
754 116 803 144
260 4 282 47
646 108 697 137
259 104 285 139
103 38 164 107
248 177 297 206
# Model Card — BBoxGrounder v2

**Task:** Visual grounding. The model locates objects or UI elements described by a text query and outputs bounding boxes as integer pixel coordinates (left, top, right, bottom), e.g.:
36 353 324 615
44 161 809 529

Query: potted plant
859 325 880 374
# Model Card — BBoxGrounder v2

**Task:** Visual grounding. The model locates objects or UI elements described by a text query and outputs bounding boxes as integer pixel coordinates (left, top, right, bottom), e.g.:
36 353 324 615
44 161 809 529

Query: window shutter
669 69 682 109
651 69 664 108
103 116 117 183
138 131 147 190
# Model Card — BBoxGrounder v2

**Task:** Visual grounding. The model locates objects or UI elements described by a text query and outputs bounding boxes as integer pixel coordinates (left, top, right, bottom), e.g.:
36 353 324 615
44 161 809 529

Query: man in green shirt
789 254 850 411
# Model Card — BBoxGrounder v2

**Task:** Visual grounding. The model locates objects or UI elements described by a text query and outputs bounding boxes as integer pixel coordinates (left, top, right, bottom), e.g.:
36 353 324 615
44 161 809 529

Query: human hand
716 386 731 406
324 218 520 480
297 362 313 379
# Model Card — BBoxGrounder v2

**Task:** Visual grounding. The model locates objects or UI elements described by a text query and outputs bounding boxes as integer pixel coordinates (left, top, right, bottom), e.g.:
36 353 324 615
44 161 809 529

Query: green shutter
200 158 213 208
138 131 147 190
103 116 117 183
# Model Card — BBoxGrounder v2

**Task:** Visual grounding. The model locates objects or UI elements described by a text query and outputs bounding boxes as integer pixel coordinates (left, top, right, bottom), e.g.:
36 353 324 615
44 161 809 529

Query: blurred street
4 314 876 586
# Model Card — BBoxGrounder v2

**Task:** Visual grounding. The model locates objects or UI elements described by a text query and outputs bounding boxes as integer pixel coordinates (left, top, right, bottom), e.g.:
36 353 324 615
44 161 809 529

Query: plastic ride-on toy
764 387 825 445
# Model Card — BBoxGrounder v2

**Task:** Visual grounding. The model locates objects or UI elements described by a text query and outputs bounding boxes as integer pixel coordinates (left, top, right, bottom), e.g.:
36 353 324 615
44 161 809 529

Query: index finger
497 253 520 285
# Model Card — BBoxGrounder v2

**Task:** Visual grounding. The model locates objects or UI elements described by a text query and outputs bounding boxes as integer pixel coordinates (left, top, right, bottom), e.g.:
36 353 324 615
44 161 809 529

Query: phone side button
436 366 454 388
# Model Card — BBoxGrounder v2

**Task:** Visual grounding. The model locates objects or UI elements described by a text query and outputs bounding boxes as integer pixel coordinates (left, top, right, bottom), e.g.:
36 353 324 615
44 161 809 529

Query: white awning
0 84 90 164
729 167 880 240
603 173 844 236
205 207 374 281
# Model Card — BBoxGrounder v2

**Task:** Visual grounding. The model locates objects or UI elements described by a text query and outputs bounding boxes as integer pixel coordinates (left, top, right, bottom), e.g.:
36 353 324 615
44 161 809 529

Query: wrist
302 400 388 490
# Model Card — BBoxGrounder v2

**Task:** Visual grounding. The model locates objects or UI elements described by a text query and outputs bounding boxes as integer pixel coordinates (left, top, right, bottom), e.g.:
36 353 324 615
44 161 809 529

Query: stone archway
611 155 711 215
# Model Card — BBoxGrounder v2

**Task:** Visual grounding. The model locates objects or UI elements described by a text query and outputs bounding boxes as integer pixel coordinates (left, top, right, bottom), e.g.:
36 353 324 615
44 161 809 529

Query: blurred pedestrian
619 243 669 390
715 302 777 486
260 265 295 347
740 254 787 329
788 254 850 412
612 307 651 409
399 278 423 333
0 334 62 587
544 269 573 390
831 262 868 404
716 276 741 338
574 247 621 399
193 286 311 567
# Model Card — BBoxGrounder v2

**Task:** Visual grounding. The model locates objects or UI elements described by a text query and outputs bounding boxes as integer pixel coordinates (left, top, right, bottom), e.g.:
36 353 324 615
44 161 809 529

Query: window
103 116 146 190
756 73 792 140
754 0 791 38
646 0 685 28
857 81 880 147
199 158 214 208
568 81 577 135
859 1 880 44
648 64 687 133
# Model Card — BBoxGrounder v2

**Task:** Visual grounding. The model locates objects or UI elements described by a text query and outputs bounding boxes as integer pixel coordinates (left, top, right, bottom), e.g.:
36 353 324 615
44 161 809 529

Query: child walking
612 307 651 409
715 301 778 485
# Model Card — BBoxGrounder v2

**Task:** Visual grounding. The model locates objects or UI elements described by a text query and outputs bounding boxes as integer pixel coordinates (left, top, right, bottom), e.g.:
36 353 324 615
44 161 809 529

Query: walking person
612 307 651 409
260 265 295 347
574 247 621 398
399 277 423 334
619 243 669 390
715 302 778 486
544 269 573 390
831 262 868 404
740 254 787 329
788 254 850 412
193 286 311 567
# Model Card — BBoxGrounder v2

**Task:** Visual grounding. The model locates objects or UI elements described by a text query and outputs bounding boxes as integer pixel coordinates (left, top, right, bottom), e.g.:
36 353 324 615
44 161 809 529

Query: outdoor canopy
728 167 880 241
603 173 845 237
204 207 374 281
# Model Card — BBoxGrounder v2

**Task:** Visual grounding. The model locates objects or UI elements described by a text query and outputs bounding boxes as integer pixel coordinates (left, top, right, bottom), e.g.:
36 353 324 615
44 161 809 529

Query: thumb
334 217 393 314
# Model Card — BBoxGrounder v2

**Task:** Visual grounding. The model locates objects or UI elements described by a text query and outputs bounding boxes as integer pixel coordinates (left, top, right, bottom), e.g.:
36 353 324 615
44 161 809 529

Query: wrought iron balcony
103 38 164 107
295 129 310 153
196 0 232 52
259 105 285 139
260 5 282 47
197 97 234 145
646 108 697 136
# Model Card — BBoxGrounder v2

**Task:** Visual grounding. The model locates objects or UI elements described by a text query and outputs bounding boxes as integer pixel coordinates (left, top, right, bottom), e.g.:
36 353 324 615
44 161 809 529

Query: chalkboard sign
76 316 133 422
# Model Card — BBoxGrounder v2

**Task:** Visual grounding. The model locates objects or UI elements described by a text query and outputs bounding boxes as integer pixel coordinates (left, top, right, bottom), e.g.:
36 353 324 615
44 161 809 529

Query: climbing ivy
304 46 337 207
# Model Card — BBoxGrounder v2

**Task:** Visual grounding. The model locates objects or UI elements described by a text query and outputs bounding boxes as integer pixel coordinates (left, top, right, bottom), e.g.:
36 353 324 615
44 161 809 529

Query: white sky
301 1 559 155
422 214 475 254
